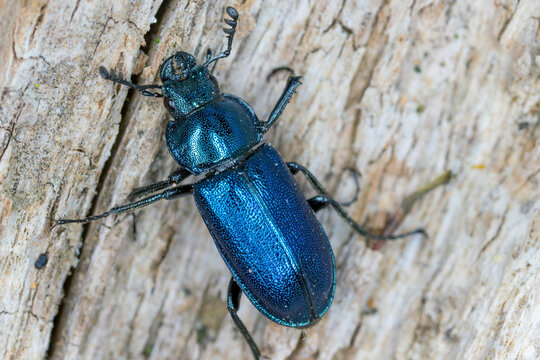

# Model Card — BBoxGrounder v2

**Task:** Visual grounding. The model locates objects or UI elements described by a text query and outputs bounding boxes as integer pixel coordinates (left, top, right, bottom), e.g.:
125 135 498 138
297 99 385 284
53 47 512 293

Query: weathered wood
1 0 538 359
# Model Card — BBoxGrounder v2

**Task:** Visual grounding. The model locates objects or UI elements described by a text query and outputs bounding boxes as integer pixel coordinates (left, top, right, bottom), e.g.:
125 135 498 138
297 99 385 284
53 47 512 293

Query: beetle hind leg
227 277 261 360
289 162 426 242
307 195 426 241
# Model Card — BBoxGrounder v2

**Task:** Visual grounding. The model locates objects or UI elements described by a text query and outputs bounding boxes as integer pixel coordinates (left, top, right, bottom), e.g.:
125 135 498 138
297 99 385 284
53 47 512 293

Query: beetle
55 7 424 359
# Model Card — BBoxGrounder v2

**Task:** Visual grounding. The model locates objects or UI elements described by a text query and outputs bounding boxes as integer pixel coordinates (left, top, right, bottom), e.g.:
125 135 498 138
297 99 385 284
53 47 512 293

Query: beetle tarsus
54 184 194 226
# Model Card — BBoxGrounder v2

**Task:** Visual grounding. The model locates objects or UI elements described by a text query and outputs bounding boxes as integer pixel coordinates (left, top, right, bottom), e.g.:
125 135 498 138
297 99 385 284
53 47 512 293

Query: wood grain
1 0 538 359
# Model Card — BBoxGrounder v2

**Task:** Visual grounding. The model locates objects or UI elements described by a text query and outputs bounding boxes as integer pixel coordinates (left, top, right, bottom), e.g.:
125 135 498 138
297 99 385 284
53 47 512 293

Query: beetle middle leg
227 277 261 360
288 162 426 241
128 168 192 201
54 184 193 226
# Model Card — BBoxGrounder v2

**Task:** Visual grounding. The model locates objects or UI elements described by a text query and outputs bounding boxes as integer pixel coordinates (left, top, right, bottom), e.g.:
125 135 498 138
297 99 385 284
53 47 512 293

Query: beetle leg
307 195 331 213
128 168 192 201
258 75 302 134
287 162 328 194
306 194 426 241
53 184 193 226
290 163 360 206
289 162 427 241
227 277 261 360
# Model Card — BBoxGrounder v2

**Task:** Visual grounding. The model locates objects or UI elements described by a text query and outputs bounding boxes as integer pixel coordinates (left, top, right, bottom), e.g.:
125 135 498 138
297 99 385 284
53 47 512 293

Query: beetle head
159 51 220 118
159 51 196 82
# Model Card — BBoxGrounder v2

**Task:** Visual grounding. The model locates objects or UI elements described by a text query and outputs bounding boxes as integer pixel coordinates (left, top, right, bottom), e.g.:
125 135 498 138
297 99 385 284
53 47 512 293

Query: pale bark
1 0 539 359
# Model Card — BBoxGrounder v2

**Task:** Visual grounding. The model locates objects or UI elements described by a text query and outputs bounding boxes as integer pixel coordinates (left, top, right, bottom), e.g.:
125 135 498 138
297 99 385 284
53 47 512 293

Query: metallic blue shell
166 94 262 174
161 64 220 117
193 144 336 327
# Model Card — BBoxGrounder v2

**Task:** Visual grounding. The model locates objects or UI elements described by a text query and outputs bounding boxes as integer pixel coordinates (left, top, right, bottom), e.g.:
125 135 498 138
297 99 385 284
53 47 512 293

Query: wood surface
0 0 538 359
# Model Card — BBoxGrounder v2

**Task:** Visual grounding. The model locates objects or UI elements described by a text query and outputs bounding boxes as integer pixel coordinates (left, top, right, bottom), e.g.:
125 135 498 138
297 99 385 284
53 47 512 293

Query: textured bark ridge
1 1 538 359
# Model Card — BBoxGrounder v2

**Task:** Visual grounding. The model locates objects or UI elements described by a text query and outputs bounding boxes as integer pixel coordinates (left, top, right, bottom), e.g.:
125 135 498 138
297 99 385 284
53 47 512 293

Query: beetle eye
164 97 176 112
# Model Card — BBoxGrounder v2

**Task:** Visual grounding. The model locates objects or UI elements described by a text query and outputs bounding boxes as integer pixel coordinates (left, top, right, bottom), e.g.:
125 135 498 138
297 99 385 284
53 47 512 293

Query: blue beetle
56 7 424 359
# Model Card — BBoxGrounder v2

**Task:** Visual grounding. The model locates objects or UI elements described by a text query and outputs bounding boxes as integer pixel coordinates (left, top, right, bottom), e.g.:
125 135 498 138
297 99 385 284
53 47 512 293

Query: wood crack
478 208 508 258
497 2 519 41
29 4 48 45
46 0 174 357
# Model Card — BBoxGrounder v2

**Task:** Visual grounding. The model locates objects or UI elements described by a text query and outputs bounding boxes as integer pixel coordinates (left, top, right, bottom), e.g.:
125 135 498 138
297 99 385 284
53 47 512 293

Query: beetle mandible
56 6 425 359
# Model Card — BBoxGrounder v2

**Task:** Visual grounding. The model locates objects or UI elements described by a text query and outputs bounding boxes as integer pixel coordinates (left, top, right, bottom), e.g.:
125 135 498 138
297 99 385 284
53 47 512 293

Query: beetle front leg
54 184 193 226
227 278 261 360
289 162 426 241
258 75 302 134
128 168 192 201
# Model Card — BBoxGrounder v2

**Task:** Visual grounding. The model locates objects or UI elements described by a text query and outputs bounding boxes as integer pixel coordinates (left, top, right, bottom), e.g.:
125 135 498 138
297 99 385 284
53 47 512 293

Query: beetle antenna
99 66 163 98
203 6 239 67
